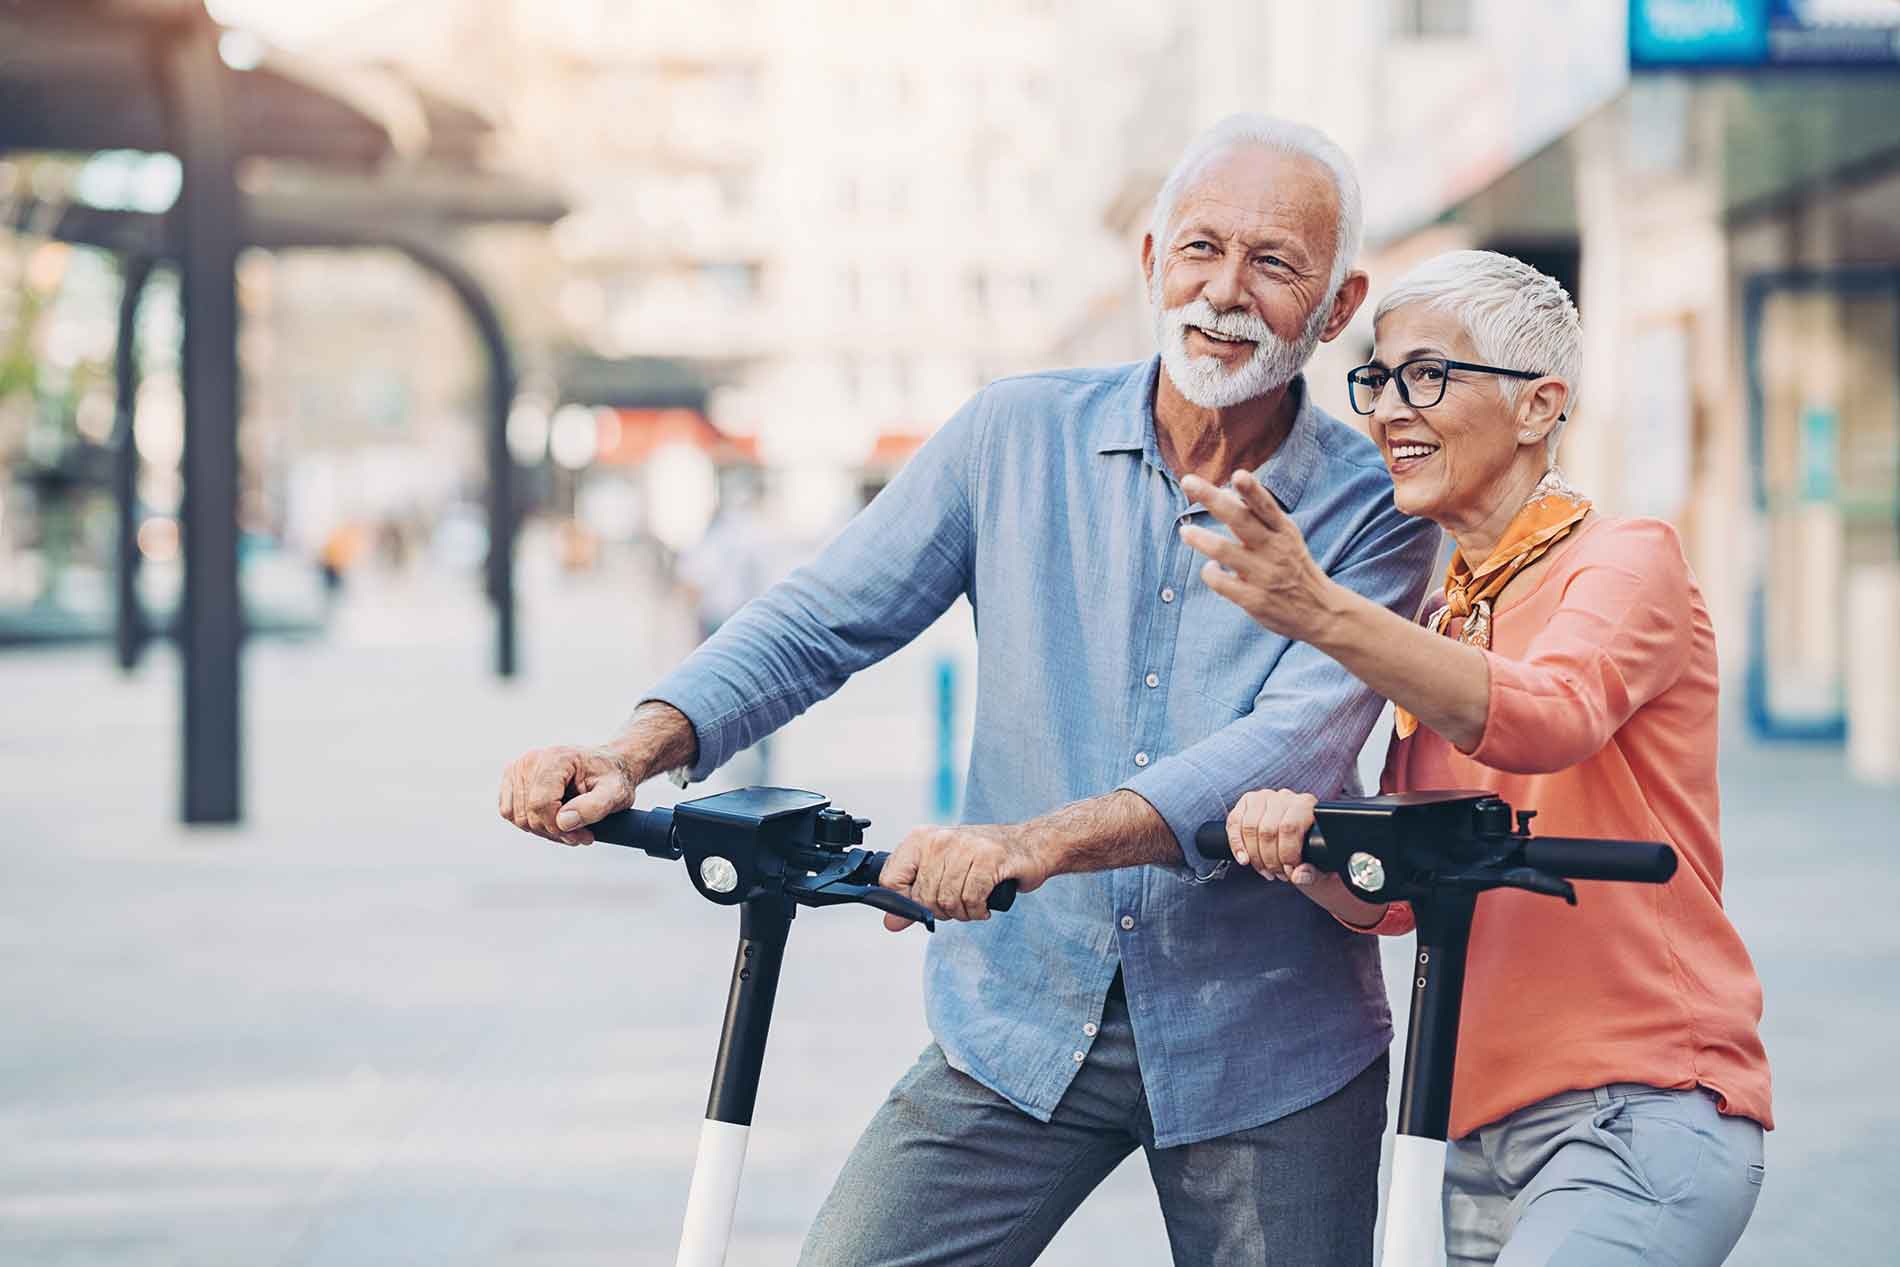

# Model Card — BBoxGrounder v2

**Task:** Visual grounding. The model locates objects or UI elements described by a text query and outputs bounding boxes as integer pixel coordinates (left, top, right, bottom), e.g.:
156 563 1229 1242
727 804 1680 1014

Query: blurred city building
4 0 1897 781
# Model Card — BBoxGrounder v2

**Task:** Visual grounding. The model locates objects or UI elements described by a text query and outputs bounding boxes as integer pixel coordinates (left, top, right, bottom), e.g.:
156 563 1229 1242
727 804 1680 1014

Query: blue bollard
934 656 958 821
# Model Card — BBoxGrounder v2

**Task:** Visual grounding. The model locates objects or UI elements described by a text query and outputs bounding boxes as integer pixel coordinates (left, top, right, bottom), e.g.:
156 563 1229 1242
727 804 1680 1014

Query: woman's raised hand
1178 471 1335 644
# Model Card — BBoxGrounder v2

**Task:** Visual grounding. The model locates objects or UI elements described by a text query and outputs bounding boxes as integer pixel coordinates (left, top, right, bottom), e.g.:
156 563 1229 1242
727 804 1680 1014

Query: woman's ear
1515 376 1569 446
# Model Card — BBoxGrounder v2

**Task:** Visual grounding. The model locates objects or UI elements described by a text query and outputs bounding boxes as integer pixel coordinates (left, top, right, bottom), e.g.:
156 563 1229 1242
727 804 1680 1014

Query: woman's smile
1384 436 1441 477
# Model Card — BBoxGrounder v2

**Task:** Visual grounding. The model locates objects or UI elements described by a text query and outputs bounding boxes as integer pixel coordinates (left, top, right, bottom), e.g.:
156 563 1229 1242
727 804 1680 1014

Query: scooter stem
676 896 795 1267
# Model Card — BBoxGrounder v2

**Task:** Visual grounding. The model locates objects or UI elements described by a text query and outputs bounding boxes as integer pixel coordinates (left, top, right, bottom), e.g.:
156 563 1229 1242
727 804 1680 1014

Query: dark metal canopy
0 1 393 165
1 0 562 824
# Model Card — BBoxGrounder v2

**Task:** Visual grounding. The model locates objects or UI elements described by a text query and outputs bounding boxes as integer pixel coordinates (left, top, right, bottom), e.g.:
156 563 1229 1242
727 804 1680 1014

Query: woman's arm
1182 475 1696 771
1179 471 1491 751
1304 584 1491 752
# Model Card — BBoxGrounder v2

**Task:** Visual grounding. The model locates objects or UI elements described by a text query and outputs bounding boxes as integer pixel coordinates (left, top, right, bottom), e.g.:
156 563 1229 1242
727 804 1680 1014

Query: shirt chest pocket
1176 582 1286 718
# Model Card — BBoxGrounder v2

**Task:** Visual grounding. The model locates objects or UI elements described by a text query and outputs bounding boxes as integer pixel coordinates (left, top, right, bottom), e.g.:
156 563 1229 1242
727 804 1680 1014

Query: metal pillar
390 239 517 679
254 224 520 679
113 254 156 673
162 20 244 823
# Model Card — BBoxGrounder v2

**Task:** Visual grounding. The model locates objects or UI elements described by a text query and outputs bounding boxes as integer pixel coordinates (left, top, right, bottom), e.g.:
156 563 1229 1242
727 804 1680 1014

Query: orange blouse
1373 515 1773 1140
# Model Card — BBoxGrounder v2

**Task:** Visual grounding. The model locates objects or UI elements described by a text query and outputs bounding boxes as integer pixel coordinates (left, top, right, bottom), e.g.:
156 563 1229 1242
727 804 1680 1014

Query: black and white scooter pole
1192 795 1676 1267
677 895 794 1267
1382 893 1475 1267
590 788 1000 1267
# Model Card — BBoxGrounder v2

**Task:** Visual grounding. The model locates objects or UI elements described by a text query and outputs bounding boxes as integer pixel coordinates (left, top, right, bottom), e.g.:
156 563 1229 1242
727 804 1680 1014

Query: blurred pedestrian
676 477 779 782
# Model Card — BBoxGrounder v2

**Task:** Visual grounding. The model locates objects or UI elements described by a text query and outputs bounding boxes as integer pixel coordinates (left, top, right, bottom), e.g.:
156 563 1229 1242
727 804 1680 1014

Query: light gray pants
1445 1083 1765 1266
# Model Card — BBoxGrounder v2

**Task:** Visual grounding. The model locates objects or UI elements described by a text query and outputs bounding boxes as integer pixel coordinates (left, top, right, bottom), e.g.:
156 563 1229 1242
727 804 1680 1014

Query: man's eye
1257 255 1286 269
1414 365 1445 382
1185 241 1214 253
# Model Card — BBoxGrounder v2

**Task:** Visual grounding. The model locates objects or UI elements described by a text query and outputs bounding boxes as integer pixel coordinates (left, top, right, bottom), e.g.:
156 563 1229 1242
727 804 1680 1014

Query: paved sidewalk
0 568 1893 1264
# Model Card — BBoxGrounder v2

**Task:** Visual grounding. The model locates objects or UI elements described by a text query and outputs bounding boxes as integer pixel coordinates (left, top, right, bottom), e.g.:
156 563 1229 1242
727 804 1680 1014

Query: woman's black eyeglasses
1346 357 1559 418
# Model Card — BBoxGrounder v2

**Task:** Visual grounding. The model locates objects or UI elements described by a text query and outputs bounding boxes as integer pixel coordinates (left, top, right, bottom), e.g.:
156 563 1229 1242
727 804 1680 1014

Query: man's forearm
607 701 699 785
1028 789 1183 875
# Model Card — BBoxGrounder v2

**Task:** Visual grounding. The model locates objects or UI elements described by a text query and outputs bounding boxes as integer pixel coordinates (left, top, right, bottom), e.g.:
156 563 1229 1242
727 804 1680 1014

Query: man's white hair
1149 113 1365 299
1373 249 1582 458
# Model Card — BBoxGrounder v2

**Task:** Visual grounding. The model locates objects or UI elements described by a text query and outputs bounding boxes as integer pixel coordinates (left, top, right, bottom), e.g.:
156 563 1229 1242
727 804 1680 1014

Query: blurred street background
3 0 1899 1263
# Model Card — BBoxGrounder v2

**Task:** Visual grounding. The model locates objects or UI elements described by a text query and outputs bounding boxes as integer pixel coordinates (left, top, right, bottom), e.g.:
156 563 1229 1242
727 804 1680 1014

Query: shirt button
1134 751 1149 767
1160 587 1176 603
1144 672 1159 688
1083 1021 1098 1037
1120 915 1136 930
1072 1050 1087 1063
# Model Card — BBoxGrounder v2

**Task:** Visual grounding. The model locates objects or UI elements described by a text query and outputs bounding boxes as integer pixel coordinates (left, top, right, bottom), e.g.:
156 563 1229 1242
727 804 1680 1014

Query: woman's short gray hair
1374 249 1582 457
1149 113 1364 299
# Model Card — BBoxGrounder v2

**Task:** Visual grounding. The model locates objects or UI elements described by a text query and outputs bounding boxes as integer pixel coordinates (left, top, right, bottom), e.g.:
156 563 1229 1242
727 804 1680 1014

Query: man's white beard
1153 288 1331 409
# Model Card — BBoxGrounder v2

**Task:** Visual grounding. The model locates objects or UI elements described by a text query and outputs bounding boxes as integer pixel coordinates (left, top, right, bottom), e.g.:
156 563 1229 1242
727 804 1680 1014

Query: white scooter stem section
676 1118 750 1267
1382 1133 1448 1267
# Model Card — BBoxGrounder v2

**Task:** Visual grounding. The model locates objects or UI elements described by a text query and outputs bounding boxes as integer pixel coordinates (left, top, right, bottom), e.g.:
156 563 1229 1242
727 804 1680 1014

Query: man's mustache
1165 299 1273 346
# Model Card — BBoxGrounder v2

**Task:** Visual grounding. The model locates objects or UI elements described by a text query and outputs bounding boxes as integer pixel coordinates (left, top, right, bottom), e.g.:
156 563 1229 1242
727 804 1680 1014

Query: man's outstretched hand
498 744 640 846
877 824 1052 932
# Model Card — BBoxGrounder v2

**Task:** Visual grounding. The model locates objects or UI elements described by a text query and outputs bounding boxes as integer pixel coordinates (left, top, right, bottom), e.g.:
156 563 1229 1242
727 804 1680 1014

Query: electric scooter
1192 790 1678 1267
587 786 1016 1267
590 785 1672 1267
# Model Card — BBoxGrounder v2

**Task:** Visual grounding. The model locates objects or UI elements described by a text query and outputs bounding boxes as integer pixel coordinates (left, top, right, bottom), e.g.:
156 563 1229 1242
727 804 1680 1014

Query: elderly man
499 114 1439 1264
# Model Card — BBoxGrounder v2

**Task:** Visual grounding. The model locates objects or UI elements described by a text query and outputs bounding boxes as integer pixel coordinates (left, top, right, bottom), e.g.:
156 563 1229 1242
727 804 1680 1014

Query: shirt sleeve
1468 519 1695 775
1122 495 1441 877
642 395 984 781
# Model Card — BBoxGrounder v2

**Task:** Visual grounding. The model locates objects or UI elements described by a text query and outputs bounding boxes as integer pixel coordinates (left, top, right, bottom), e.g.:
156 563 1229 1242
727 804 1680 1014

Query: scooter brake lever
853 885 937 932
1495 867 1577 904
782 855 938 931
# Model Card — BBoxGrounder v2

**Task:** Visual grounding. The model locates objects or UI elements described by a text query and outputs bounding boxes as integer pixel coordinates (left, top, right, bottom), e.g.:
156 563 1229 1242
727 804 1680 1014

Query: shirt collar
1095 356 1322 512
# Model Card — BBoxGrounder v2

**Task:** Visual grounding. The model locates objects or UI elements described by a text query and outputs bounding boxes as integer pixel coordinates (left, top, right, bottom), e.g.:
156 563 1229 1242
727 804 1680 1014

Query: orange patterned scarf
1394 470 1592 740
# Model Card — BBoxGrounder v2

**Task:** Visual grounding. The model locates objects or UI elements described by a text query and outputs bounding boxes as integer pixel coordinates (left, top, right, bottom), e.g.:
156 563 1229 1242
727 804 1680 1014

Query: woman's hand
1226 787 1390 930
1225 787 1322 882
1179 471 1338 644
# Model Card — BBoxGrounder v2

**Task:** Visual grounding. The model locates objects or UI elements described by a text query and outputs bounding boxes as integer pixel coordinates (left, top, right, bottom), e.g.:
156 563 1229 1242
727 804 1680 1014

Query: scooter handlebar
588 810 1019 912
1520 837 1677 884
1192 819 1677 886
1192 820 1323 864
588 805 680 857
862 851 1018 912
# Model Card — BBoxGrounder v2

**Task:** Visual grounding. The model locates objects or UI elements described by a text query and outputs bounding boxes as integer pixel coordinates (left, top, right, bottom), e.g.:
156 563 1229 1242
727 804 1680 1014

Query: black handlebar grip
1521 837 1677 884
863 851 1018 912
1192 820 1326 866
589 805 680 858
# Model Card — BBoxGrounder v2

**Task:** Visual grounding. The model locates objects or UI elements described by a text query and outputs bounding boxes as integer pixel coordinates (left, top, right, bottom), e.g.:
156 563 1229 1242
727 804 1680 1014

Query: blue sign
1631 0 1900 69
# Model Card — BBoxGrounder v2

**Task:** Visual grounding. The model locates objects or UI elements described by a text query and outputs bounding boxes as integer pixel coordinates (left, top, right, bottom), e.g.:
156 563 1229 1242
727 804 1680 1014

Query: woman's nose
1370 378 1414 426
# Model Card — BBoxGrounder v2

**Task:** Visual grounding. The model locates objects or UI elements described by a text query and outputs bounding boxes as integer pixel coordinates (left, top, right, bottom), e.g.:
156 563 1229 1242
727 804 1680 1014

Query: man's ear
1140 233 1157 300
1317 270 1369 343
1515 376 1570 445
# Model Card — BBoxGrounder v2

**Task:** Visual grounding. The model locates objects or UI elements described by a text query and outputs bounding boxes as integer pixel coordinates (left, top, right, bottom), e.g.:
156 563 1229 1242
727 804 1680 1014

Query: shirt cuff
639 672 737 784
1333 900 1414 937
1119 757 1231 882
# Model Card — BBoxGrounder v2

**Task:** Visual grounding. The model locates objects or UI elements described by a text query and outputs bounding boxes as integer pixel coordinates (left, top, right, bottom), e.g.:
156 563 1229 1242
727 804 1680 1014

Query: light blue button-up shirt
648 359 1439 1146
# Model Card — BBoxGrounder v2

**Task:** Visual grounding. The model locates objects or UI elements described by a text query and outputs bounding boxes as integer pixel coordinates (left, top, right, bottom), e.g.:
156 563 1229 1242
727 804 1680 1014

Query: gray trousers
799 975 1388 1266
1445 1083 1765 1266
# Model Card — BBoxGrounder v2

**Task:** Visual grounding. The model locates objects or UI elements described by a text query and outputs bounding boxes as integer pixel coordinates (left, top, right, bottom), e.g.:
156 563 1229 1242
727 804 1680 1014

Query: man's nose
1201 252 1249 314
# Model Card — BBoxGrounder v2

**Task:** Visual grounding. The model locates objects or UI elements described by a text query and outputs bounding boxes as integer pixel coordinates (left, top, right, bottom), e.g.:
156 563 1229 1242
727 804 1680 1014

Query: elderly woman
1177 250 1770 1266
